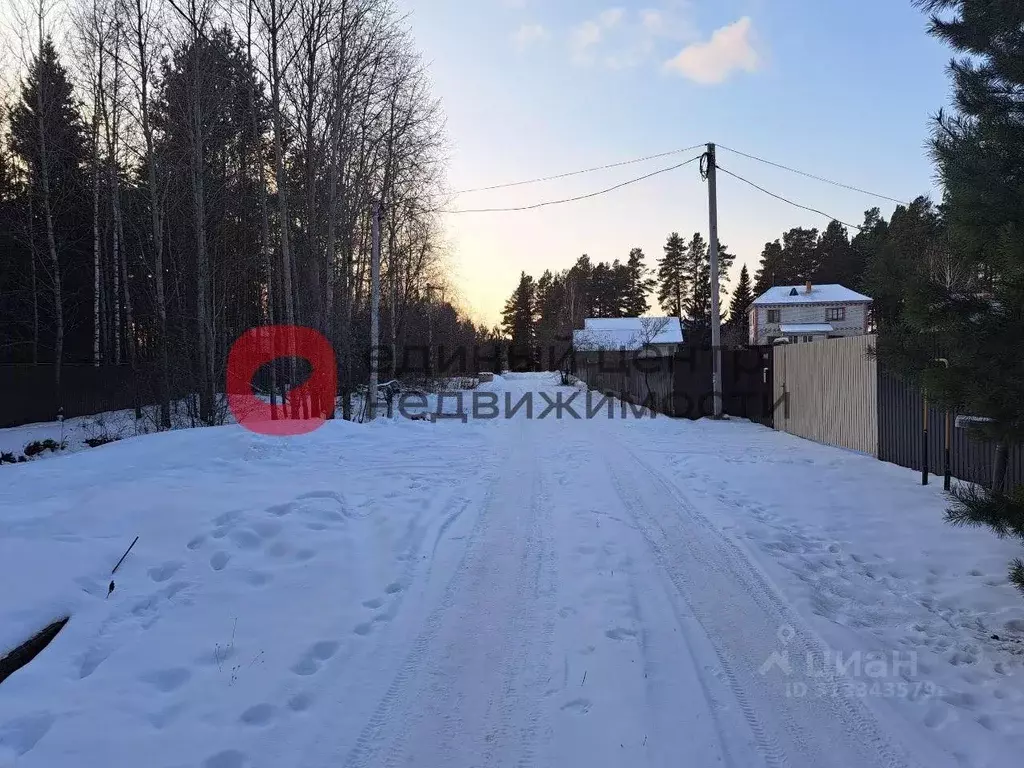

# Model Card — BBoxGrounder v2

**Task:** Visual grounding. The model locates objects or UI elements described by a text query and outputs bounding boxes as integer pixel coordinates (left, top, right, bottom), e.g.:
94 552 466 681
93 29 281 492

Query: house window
803 335 815 343
826 307 846 322
767 309 781 323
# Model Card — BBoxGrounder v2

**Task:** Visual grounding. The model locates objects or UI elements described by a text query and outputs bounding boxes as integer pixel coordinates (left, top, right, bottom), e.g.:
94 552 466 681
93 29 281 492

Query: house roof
752 284 871 306
574 317 684 351
780 323 834 334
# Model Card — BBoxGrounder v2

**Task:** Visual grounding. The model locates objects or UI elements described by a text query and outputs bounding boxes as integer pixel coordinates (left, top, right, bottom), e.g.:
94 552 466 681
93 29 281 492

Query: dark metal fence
877 370 1024 489
573 346 774 424
0 364 151 428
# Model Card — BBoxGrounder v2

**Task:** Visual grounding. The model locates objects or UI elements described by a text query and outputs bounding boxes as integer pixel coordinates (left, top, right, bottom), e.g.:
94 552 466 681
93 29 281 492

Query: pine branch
946 484 1024 541
1009 559 1024 596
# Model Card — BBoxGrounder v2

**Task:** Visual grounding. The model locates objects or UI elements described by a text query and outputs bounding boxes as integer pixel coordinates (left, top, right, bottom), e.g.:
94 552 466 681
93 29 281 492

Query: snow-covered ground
1 373 1022 767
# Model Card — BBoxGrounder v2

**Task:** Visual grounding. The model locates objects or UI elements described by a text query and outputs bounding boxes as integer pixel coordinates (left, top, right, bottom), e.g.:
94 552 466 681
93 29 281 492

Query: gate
670 346 774 424
723 346 774 427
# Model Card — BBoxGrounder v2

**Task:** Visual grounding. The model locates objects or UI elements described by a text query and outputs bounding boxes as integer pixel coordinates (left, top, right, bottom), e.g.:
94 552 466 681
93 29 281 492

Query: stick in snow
112 536 139 575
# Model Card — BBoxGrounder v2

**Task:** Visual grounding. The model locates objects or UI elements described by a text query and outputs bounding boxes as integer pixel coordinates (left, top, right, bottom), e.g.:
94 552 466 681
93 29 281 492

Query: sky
400 0 954 328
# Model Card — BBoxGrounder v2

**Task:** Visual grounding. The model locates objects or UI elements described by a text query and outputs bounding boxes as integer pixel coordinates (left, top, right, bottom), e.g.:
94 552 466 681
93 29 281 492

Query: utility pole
368 200 382 421
706 142 723 419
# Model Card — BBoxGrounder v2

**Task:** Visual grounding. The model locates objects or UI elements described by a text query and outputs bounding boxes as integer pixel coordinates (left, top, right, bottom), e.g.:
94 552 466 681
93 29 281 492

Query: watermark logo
759 624 940 701
227 325 336 436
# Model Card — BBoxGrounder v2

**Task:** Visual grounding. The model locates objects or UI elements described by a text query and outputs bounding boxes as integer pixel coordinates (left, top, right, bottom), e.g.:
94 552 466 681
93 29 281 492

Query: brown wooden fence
773 335 878 455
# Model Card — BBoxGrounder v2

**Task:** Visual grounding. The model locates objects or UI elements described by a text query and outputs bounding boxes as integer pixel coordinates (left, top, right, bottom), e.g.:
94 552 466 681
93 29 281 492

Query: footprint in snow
267 502 294 517
268 541 289 558
141 667 191 693
290 641 339 675
243 570 273 587
229 529 262 551
203 749 249 768
210 552 231 571
561 698 592 714
239 703 277 726
605 627 637 641
149 560 183 583
0 713 55 756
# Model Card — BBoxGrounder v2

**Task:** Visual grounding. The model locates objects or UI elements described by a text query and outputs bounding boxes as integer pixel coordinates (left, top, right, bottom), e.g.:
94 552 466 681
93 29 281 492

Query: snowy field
1 373 1022 767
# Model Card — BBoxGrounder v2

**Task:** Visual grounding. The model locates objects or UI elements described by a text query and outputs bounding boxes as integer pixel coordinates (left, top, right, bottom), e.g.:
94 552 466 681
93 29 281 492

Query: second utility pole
706 142 723 419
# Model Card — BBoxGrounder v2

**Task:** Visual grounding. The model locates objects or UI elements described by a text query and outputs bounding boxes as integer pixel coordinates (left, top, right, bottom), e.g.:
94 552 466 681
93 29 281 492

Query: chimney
805 280 813 295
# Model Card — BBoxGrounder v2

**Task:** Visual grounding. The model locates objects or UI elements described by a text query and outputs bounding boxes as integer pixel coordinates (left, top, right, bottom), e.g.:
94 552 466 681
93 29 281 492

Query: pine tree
728 264 754 324
901 0 1024 594
623 247 653 316
850 208 889 292
815 220 862 287
863 197 941 331
780 227 820 283
656 232 688 318
501 271 537 370
753 240 783 297
716 242 736 307
684 232 710 325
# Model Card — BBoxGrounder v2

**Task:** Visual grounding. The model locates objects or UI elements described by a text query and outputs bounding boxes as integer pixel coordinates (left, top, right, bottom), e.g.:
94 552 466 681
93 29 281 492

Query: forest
0 0 490 424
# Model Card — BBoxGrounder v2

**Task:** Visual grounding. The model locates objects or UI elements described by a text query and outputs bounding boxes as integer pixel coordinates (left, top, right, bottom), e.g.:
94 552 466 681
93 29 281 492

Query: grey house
748 282 871 345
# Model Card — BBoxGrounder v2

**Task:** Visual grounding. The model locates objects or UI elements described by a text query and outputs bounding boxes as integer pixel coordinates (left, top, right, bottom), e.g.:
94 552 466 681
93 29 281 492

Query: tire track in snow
339 422 556 768
603 451 780 768
605 438 926 768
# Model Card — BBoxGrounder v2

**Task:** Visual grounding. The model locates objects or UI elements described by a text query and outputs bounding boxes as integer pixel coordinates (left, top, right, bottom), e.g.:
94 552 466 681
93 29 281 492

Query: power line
715 164 864 232
443 155 704 214
454 144 707 195
717 144 909 206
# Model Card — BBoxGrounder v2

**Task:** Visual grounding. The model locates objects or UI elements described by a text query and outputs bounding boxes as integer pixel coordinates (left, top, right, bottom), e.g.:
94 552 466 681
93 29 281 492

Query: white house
573 317 685 356
749 282 871 345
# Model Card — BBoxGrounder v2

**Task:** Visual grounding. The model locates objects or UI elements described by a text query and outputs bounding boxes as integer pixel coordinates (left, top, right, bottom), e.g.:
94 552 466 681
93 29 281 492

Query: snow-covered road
1 373 1022 767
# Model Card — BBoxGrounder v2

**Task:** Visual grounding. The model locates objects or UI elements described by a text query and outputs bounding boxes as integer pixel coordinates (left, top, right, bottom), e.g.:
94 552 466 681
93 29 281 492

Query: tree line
0 0 487 425
497 206 937 357
499 233 740 361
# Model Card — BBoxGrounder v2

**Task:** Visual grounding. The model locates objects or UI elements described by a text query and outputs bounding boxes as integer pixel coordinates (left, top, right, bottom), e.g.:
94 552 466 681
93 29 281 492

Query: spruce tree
728 264 754 324
901 0 1024 594
656 232 688 318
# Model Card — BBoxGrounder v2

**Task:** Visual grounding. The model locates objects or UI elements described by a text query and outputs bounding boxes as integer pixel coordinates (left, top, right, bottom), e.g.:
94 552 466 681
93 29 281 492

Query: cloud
663 16 761 84
513 23 549 51
598 8 625 28
569 5 696 69
569 19 606 65
501 0 528 8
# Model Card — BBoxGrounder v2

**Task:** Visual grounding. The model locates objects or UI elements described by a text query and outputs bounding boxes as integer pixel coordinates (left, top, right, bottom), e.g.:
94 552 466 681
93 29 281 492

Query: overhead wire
715 164 865 232
453 144 707 195
443 154 704 214
717 144 909 206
